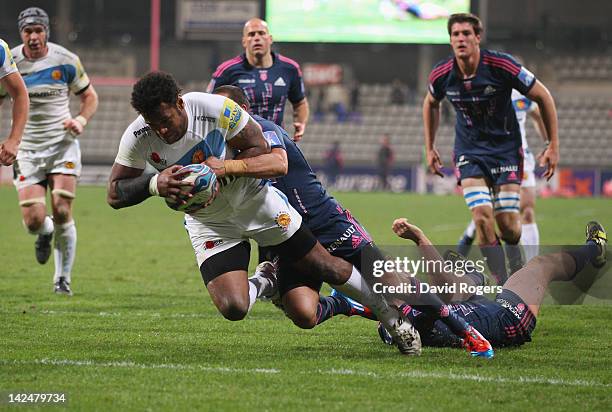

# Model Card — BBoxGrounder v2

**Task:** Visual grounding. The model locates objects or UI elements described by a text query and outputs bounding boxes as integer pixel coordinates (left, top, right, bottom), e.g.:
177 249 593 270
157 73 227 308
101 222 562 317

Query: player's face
242 21 273 59
21 24 48 59
144 98 188 144
449 22 480 59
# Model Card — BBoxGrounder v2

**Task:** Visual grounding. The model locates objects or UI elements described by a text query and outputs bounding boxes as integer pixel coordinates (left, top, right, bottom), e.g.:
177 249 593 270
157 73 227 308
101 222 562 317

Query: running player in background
458 88 549 262
9 7 98 295
377 218 607 349
206 18 309 142
423 13 559 284
214 85 494 358
0 38 29 166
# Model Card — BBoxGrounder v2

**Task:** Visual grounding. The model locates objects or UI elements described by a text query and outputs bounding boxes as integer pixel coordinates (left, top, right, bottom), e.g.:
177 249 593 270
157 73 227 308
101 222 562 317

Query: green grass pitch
1 186 611 411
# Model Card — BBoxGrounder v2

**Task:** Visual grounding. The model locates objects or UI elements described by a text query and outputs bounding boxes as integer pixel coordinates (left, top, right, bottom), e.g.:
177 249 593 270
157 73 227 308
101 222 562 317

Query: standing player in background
207 17 310 266
0 38 29 166
458 88 549 262
8 7 98 295
423 13 559 284
206 18 309 142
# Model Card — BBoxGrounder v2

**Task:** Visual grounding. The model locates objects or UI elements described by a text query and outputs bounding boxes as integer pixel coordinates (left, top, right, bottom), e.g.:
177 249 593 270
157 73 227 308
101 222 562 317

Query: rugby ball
165 164 217 213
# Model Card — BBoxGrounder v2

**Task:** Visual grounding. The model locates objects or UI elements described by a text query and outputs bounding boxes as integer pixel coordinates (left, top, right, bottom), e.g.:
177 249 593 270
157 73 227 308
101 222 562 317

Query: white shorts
185 184 303 267
13 140 82 190
522 150 536 188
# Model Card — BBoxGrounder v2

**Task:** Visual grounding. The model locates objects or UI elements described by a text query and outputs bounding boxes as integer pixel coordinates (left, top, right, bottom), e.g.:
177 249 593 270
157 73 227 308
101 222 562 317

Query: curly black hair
131 71 182 118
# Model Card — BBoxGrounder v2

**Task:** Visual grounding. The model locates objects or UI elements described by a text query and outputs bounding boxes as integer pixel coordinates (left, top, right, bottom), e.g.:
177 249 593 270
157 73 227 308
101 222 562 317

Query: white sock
464 220 476 239
248 281 258 312
26 215 54 235
247 270 274 312
521 223 540 262
332 266 400 330
53 221 76 283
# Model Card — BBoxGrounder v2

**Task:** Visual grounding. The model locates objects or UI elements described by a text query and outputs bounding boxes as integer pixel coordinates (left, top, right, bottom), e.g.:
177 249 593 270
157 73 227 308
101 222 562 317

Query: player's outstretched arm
205 117 288 178
107 163 193 209
392 218 476 301
527 80 559 180
422 92 444 177
0 72 29 166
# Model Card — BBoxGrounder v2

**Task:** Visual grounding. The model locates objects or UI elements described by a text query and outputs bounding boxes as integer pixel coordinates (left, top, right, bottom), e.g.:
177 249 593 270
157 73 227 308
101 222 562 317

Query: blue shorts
277 205 373 296
454 149 524 187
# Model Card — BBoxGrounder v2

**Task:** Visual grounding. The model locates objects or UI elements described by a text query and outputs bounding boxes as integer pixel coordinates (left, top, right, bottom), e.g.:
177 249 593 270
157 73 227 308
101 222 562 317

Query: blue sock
315 295 351 325
480 238 508 284
566 241 599 279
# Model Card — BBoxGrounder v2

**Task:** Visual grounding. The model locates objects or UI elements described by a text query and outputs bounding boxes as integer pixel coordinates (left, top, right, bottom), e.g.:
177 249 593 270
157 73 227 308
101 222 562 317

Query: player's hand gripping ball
165 164 218 214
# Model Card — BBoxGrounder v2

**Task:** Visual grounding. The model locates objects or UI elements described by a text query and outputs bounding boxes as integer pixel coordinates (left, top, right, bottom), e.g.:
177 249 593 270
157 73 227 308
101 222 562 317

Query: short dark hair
213 85 251 110
447 13 483 36
131 71 181 118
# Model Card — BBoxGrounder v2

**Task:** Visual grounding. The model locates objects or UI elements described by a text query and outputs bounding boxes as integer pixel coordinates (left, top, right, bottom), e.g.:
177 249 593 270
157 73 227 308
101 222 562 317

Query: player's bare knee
286 307 317 329
218 300 249 321
23 214 45 233
521 206 535 224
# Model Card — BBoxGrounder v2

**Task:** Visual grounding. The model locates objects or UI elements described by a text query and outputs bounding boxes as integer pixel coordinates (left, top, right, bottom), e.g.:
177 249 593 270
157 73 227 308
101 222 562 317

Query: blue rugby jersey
253 114 338 231
208 52 305 126
428 49 537 157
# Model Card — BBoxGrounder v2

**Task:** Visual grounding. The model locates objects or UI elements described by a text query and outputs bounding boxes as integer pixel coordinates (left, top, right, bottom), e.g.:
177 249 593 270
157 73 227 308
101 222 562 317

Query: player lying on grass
214 85 494 358
107 71 419 355
371 219 608 348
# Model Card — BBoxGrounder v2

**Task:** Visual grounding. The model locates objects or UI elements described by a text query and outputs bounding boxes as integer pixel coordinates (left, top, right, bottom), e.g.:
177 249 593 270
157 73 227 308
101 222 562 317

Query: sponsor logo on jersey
259 70 268 81
150 152 167 166
518 67 535 87
275 212 291 230
439 306 450 318
238 78 255 84
19 175 26 182
490 165 518 175
456 155 470 168
327 225 357 252
508 171 518 181
192 149 205 164
28 90 62 98
483 85 496 95
51 69 62 80
263 130 282 147
203 239 223 250
274 77 286 87
194 115 215 123
220 100 242 131
64 161 75 169
496 298 523 320
133 125 151 138
351 234 363 249
446 90 459 96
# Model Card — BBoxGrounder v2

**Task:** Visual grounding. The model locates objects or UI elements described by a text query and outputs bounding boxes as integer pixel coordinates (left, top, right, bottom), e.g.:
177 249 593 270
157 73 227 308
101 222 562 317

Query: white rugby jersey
0 39 17 79
8 42 90 151
511 89 536 151
116 92 267 222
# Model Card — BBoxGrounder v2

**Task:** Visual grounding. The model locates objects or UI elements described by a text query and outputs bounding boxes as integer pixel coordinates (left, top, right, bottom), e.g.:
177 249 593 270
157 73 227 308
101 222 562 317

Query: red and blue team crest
508 171 518 182
259 70 268 81
516 303 525 314
463 81 472 91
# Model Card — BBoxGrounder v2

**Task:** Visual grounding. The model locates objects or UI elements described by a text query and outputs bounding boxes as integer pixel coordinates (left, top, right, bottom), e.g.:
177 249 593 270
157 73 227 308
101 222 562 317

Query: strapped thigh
493 191 520 215
463 186 492 210
51 188 76 199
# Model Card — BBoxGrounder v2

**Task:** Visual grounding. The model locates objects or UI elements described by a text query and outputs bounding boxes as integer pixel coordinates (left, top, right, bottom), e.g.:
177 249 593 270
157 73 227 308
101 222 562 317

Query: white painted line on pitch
3 359 279 375
3 359 610 388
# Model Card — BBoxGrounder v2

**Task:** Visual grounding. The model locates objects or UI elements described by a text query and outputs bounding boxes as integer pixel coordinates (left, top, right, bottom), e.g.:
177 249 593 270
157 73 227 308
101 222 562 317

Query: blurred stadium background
1 0 611 196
